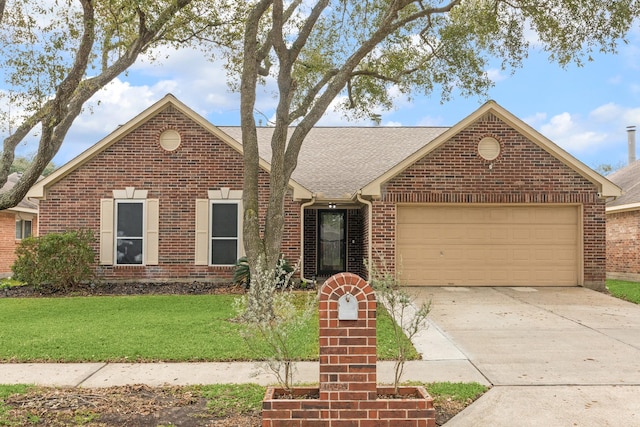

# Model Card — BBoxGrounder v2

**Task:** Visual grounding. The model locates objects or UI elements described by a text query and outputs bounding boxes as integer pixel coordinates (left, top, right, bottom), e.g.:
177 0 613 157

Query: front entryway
318 210 346 275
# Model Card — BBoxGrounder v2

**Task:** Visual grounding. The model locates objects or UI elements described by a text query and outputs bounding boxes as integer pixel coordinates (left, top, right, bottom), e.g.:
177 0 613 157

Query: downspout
356 190 372 279
299 194 316 283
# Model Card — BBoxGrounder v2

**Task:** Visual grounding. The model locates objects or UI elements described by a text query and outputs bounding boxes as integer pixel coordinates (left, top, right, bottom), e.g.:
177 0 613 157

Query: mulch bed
1 281 247 298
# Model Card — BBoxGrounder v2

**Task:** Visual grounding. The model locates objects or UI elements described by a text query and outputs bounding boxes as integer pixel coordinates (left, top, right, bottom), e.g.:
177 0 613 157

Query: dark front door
318 210 346 274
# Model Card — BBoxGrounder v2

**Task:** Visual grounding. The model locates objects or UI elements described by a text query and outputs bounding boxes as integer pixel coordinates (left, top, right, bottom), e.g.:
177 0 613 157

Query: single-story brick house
606 158 640 281
0 173 38 277
28 94 620 289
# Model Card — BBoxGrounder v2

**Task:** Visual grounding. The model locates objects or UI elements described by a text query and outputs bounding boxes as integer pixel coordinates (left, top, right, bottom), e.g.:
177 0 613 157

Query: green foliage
232 255 294 289
196 384 265 417
11 230 95 291
607 280 640 304
9 156 56 176
0 278 24 290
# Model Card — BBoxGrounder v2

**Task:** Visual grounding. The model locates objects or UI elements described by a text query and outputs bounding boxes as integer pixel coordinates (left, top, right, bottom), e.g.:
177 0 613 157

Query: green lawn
606 279 640 304
0 294 417 362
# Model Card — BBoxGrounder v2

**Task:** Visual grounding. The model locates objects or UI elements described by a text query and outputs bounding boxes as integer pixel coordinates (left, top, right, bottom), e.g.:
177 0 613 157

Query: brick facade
606 210 640 281
38 105 301 282
371 112 606 290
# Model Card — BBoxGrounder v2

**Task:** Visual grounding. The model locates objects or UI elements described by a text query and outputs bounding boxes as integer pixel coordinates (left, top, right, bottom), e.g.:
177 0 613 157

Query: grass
606 279 640 304
0 293 417 362
423 381 488 404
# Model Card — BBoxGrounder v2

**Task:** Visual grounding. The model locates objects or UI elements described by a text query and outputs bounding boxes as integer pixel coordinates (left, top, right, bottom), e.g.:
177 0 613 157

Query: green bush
232 255 294 289
12 230 96 291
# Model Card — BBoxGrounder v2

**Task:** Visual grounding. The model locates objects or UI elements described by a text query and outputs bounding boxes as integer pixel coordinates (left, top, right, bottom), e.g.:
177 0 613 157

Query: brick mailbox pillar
262 272 435 427
319 272 378 402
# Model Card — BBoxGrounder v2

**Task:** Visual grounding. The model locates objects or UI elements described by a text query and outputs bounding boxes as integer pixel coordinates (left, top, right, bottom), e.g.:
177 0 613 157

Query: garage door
397 205 580 286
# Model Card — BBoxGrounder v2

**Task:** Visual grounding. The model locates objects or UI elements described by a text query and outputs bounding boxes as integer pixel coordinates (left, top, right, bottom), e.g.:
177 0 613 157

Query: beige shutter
145 199 159 265
99 199 114 265
195 199 209 265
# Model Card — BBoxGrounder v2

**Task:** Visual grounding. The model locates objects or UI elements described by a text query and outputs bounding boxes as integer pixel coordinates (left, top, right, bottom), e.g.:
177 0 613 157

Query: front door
318 210 346 274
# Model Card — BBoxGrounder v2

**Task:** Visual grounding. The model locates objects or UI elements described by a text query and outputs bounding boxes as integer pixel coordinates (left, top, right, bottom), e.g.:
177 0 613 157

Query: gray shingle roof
218 126 449 199
607 161 640 207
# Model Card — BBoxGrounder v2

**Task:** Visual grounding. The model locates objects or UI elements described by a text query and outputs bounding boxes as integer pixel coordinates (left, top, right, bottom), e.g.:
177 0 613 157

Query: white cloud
523 112 547 127
531 103 640 168
486 68 507 83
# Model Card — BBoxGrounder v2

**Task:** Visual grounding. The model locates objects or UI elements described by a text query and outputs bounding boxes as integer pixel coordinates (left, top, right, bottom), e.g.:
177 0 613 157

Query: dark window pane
212 240 237 265
117 203 143 237
117 238 143 264
15 221 22 239
24 221 32 238
212 204 238 237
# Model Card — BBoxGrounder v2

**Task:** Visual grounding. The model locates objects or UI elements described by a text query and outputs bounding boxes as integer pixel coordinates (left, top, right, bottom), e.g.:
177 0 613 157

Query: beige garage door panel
397 205 580 286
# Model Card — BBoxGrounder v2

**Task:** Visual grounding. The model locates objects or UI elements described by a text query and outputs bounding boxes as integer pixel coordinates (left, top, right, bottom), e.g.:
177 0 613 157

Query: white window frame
114 199 146 266
15 218 33 240
209 199 241 266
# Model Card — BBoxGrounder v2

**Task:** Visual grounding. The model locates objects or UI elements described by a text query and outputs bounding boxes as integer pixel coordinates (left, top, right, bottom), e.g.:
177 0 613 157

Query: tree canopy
224 0 639 276
0 0 225 209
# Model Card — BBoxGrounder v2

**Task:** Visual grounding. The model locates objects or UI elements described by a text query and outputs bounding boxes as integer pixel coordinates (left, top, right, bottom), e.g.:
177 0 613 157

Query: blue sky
30 24 640 173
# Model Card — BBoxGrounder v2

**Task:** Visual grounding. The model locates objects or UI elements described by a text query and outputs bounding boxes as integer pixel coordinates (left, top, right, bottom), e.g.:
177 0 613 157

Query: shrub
232 255 294 289
234 255 314 391
12 230 96 291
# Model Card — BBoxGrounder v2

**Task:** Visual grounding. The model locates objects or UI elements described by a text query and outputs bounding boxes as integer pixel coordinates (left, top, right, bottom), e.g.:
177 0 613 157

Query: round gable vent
159 129 181 151
478 137 500 161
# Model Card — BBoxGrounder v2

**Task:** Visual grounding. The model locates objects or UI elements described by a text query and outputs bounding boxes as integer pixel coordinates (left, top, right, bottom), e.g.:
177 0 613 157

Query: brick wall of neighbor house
38 105 301 283
0 212 35 276
0 212 17 275
372 112 607 290
606 211 640 281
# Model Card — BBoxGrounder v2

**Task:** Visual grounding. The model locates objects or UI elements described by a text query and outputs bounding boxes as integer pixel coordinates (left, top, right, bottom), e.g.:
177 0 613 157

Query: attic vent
159 129 181 152
478 137 500 161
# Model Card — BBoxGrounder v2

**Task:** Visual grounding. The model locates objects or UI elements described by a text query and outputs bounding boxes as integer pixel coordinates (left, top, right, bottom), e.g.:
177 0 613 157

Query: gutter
356 191 372 279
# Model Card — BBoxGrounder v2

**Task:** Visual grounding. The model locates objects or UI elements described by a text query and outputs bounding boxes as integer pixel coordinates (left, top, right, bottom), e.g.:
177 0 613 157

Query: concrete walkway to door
408 286 640 427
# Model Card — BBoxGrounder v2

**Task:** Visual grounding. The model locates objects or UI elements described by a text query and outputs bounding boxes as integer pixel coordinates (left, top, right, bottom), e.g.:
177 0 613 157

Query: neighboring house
0 173 38 277
27 94 620 290
606 157 640 281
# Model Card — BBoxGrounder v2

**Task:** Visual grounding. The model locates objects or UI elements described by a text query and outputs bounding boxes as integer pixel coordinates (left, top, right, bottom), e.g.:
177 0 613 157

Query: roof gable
27 94 312 201
361 100 621 199
606 160 640 212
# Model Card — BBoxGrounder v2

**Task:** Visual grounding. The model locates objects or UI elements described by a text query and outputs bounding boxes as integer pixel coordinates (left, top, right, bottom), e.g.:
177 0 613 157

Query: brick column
318 272 377 402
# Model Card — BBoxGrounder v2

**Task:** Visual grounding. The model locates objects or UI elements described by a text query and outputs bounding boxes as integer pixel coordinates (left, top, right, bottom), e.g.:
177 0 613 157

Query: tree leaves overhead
0 0 225 209
233 0 639 282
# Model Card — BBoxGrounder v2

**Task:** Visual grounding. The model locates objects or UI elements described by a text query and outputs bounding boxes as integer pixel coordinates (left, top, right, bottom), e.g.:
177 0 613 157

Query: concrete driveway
408 286 640 427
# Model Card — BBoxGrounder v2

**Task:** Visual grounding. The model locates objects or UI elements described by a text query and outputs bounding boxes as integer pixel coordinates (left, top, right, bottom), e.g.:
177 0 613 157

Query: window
15 219 32 239
194 189 243 266
210 201 240 265
115 201 144 265
99 189 158 266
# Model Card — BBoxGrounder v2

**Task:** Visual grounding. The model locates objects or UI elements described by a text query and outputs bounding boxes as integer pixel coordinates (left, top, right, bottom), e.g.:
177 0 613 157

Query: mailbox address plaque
338 292 358 320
